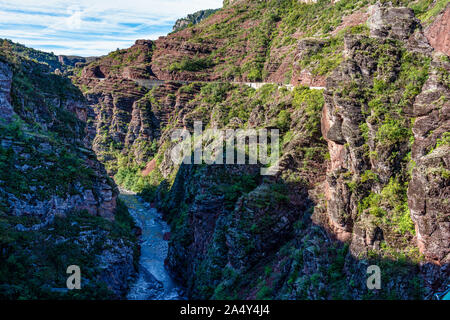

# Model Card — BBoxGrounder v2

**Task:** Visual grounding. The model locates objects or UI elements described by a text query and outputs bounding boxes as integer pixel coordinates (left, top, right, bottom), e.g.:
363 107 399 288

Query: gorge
0 0 449 300
120 189 181 300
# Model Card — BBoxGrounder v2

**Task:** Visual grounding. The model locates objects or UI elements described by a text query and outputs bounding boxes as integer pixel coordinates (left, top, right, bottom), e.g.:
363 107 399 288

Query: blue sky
0 0 223 56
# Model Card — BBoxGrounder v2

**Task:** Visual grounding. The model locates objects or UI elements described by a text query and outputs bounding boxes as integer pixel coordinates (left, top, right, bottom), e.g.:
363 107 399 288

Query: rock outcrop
408 53 450 265
425 3 450 56
72 39 164 176
80 39 155 81
368 5 419 41
0 62 15 122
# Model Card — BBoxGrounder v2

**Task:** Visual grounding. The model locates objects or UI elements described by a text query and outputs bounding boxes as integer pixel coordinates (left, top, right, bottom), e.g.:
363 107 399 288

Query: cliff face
80 40 155 80
0 56 116 220
0 43 138 299
164 3 447 299
321 4 449 294
408 54 450 265
0 62 14 122
126 0 449 86
76 1 449 85
146 83 330 299
425 3 450 56
71 1 363 84
73 40 160 176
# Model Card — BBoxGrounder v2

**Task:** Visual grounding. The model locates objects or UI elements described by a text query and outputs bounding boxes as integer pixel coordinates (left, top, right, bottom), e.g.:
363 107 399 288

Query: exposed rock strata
0 62 15 122
425 3 450 56
408 53 450 265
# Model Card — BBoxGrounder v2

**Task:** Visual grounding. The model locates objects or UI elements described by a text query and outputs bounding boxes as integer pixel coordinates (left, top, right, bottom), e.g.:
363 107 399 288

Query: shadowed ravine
119 189 182 300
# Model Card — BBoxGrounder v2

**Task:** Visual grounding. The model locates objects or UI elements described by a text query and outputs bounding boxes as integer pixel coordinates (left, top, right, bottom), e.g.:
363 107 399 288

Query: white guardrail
132 79 325 91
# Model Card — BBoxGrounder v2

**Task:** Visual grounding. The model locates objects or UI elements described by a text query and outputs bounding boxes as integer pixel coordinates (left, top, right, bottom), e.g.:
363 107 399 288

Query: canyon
0 0 449 300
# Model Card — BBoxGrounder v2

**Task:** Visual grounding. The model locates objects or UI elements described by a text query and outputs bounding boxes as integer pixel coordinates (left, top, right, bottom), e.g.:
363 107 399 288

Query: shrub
169 56 214 72
376 118 410 146
276 110 291 132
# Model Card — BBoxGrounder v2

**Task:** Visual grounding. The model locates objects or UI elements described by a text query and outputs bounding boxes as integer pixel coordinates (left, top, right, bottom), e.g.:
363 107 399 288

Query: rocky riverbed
119 189 183 300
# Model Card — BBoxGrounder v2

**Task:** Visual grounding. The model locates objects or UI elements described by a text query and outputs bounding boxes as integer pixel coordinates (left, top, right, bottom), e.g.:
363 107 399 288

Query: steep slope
72 39 161 180
0 43 138 299
172 9 220 33
321 3 449 297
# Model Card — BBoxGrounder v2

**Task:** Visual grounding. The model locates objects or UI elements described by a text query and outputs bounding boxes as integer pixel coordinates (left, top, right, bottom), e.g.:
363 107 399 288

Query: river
119 189 182 300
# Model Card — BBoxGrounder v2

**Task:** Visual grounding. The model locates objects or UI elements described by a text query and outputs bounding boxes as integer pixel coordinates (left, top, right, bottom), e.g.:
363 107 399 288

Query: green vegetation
0 118 96 202
0 207 137 300
179 0 376 81
297 36 346 77
430 131 450 152
212 174 259 210
256 285 273 300
409 0 450 24
338 36 431 265
292 86 325 137
166 0 447 82
169 56 214 72
172 9 220 33
0 39 62 71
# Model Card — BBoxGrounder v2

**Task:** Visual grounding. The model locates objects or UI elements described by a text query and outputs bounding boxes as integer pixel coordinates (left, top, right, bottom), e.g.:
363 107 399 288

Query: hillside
72 0 450 85
0 43 138 299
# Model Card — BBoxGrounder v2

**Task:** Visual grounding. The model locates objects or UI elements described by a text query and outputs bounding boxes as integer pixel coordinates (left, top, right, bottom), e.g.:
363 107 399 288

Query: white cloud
65 7 82 30
0 0 223 56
